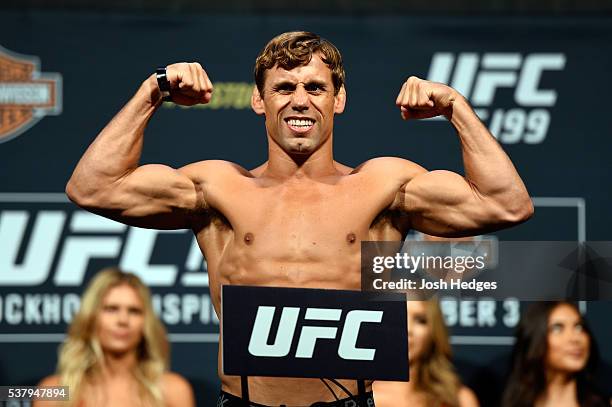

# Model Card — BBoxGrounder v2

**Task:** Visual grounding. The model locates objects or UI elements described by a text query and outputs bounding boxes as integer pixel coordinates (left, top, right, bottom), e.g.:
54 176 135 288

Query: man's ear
251 86 265 116
334 85 346 114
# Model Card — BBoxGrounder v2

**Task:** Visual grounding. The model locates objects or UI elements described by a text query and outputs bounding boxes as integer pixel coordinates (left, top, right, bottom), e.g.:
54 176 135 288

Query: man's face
253 54 345 156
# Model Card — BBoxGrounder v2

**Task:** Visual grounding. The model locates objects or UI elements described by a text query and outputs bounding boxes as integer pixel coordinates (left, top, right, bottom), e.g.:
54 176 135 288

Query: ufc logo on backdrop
0 208 207 287
426 52 566 144
248 306 383 360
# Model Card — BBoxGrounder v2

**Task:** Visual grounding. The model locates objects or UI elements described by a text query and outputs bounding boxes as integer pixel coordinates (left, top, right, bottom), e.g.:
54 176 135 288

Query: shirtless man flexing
66 31 533 406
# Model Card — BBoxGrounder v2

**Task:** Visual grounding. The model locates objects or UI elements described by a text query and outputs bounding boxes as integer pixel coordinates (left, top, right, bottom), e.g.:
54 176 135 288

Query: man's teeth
288 119 314 127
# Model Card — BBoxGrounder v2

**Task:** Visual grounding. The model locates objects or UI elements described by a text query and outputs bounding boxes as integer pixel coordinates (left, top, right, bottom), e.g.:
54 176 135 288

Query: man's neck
264 136 340 180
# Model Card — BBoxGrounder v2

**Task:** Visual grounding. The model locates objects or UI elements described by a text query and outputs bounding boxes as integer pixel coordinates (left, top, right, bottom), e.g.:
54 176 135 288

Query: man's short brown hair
254 31 345 95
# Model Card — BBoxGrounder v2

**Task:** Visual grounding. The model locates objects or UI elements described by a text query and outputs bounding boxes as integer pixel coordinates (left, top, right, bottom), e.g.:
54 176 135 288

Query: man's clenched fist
395 76 461 120
164 62 214 106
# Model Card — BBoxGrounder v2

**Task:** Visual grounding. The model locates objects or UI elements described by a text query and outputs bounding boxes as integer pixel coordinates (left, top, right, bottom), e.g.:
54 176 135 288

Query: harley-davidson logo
0 45 62 143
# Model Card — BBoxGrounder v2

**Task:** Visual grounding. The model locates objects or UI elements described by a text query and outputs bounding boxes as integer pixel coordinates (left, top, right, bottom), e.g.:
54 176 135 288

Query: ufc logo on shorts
426 52 566 144
247 307 383 360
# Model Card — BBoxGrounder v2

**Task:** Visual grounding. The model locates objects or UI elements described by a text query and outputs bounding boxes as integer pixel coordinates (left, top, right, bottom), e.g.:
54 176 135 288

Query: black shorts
217 390 376 407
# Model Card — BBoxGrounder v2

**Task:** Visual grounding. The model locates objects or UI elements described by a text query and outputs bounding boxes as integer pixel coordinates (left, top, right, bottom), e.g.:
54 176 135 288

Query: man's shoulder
179 159 257 180
351 157 426 177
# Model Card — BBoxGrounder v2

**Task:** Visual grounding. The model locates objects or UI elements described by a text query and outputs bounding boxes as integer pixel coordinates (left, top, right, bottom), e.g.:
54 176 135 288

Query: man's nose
291 86 309 111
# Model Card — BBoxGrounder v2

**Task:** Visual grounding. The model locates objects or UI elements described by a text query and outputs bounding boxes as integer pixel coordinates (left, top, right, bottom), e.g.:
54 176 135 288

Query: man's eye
305 84 324 92
275 84 294 93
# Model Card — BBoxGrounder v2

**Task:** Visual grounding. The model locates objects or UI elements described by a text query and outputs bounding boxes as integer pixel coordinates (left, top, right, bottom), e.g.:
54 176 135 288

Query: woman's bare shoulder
38 375 61 386
458 385 479 407
161 372 195 407
32 375 63 407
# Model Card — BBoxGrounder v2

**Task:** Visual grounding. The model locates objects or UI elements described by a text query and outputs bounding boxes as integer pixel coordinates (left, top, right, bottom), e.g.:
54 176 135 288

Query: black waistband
217 390 376 407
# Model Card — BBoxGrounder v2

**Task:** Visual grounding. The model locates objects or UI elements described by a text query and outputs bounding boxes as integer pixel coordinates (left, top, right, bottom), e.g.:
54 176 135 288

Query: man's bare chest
195 174 405 289
197 180 390 261
203 189 371 260
207 177 395 233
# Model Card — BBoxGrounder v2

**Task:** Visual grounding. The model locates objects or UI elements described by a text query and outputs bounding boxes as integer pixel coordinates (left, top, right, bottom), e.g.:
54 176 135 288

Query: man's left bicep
398 170 502 236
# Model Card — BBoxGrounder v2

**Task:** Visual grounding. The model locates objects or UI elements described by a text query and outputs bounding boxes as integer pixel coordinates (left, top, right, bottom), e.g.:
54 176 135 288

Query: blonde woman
373 300 479 407
34 267 195 407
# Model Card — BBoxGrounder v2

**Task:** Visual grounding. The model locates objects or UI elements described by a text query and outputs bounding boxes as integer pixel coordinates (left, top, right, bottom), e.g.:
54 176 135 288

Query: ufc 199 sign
221 286 408 381
427 52 566 144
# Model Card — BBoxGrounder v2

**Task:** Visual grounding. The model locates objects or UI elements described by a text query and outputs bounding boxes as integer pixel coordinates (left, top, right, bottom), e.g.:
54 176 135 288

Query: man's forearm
66 75 161 202
448 96 532 217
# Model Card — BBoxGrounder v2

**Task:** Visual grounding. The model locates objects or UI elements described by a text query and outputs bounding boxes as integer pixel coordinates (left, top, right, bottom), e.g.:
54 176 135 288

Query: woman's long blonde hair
413 299 461 407
56 267 169 406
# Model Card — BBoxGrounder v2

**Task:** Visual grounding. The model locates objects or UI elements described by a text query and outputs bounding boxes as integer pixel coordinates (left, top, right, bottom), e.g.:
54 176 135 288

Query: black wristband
156 67 172 102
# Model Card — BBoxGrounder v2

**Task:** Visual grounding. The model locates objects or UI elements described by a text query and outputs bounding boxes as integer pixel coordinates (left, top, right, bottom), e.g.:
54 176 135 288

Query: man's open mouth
286 118 315 133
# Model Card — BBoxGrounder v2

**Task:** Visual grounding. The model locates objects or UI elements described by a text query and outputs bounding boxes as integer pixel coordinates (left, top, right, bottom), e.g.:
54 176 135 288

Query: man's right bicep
72 164 204 229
